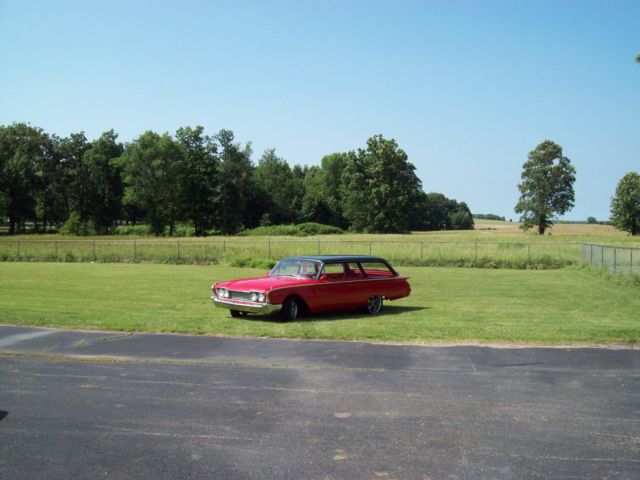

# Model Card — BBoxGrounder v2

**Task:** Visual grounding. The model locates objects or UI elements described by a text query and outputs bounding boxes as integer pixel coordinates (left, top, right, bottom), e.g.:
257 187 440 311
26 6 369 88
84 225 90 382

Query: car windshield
269 259 321 278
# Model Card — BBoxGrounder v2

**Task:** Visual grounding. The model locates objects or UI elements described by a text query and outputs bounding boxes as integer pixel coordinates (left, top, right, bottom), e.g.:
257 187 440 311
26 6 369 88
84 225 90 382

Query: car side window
345 262 364 278
321 263 346 280
359 262 394 278
299 260 319 278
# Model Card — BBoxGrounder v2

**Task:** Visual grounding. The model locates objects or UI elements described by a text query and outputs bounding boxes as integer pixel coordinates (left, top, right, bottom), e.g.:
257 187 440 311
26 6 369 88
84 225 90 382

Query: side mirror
264 272 270 277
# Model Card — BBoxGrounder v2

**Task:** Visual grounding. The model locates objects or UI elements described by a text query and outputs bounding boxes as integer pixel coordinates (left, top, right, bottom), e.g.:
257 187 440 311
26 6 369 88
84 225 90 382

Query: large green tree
254 149 296 225
118 131 183 236
175 126 219 236
410 192 474 231
515 140 576 235
610 171 640 235
0 123 54 233
321 153 349 227
301 166 333 224
34 134 67 232
216 129 255 234
342 135 422 233
84 130 124 233
59 132 92 226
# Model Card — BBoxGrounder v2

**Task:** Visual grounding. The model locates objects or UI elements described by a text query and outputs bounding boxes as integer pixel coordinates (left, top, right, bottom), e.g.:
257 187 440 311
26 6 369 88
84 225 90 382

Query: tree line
0 123 473 236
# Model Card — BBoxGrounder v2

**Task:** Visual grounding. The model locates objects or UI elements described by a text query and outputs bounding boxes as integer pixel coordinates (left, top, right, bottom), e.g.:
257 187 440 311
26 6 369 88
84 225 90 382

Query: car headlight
250 292 258 302
218 288 228 298
258 293 265 303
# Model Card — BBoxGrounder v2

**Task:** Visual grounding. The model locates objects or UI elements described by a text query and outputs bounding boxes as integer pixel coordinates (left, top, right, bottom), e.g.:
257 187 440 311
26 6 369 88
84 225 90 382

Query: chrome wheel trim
290 299 298 319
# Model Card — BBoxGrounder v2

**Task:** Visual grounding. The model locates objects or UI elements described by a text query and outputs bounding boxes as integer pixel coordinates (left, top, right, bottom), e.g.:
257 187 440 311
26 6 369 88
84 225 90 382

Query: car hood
216 276 315 292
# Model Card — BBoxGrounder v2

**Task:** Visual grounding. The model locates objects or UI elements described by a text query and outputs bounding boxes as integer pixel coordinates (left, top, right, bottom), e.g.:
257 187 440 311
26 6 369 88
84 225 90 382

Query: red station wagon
211 255 411 321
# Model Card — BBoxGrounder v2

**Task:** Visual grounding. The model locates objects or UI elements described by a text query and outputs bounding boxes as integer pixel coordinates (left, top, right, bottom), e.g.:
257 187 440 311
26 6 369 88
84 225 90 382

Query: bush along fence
0 239 582 269
582 242 640 278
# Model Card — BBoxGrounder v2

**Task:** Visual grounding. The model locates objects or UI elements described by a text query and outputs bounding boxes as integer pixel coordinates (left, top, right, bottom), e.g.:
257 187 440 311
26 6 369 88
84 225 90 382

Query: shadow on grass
240 304 429 324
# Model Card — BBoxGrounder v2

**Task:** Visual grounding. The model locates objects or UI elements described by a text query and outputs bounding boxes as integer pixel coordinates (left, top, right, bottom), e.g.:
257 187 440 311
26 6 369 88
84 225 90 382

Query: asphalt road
1 325 639 479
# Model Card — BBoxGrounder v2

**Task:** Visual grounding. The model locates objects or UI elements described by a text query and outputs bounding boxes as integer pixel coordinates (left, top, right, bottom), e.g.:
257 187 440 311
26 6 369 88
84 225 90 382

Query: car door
313 262 352 311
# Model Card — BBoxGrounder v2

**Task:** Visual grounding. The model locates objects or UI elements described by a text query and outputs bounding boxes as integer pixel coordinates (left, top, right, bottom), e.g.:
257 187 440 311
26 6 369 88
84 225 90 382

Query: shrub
169 224 196 237
296 222 344 235
59 212 96 236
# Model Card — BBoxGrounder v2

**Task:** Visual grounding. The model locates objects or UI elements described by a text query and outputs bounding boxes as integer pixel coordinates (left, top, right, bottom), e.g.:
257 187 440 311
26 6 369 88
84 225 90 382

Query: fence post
93 240 97 261
54 240 58 259
369 241 372 256
133 240 137 260
268 239 271 259
527 244 531 265
613 247 617 275
630 248 633 276
177 241 180 260
580 242 584 264
421 241 424 260
474 241 478 261
17 240 20 258
317 239 321 255
601 245 604 269
590 243 593 263
223 240 226 254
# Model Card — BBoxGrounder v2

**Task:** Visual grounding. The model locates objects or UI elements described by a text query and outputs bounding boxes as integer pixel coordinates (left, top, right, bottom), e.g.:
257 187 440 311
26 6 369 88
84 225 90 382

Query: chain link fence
582 242 640 277
0 238 583 268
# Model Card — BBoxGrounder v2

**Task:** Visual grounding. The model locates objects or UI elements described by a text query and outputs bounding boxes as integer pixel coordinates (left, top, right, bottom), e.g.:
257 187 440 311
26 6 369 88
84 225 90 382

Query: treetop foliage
0 123 474 235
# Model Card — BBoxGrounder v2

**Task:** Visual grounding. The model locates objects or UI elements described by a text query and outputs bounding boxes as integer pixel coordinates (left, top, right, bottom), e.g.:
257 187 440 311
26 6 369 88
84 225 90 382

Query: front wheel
366 295 383 314
281 297 300 322
230 310 247 318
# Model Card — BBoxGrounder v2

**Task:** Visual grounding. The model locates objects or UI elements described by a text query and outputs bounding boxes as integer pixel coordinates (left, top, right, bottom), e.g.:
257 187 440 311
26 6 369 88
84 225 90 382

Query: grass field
1 262 638 345
2 223 638 269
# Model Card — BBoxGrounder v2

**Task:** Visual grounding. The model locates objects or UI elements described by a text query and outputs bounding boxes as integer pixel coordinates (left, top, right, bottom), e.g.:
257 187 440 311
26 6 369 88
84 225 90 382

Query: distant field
0 223 637 269
0 262 638 345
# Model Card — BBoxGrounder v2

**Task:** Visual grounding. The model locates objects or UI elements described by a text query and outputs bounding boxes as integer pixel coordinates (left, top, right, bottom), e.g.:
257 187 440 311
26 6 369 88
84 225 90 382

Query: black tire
230 310 247 318
366 295 383 314
281 297 300 322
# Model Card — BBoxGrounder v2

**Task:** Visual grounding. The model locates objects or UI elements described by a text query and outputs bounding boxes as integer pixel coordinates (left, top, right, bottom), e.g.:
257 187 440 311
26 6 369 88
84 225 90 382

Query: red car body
211 255 411 321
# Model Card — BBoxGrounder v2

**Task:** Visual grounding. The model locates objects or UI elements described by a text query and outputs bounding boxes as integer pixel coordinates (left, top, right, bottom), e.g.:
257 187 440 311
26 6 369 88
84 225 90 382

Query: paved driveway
1 325 639 479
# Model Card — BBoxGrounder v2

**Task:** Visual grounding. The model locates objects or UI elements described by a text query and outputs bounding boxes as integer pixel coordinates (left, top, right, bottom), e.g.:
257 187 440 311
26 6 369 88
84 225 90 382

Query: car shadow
0 411 8 422
241 305 429 323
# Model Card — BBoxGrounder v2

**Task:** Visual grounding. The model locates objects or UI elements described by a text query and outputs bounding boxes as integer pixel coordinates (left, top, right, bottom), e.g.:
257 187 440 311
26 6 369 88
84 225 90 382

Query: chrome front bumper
211 296 282 315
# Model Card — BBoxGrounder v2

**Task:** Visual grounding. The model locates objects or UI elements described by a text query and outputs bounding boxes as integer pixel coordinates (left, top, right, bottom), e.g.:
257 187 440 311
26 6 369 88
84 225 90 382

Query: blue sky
1 0 638 221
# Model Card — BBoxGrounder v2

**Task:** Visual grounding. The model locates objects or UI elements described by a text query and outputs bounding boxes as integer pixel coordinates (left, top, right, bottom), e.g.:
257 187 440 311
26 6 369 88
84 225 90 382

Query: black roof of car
279 255 389 264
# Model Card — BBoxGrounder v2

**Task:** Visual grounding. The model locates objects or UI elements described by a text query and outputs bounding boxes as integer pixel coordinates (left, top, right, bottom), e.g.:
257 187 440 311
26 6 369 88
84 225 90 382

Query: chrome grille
229 290 252 301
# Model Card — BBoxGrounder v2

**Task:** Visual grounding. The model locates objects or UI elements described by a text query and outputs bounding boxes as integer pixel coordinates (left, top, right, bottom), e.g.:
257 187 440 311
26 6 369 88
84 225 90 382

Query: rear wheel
281 297 300 322
230 310 247 318
366 295 383 314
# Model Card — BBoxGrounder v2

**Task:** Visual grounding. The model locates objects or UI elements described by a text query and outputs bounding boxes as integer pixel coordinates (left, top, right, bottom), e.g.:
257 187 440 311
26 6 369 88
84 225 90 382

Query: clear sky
1 0 638 221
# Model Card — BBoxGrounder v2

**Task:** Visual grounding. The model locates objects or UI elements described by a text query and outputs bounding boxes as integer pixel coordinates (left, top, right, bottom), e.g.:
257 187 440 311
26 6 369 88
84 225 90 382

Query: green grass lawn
0 262 638 345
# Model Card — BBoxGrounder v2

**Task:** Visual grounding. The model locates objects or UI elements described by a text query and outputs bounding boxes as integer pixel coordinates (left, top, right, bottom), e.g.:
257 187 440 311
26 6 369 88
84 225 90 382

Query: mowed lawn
0 262 638 345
